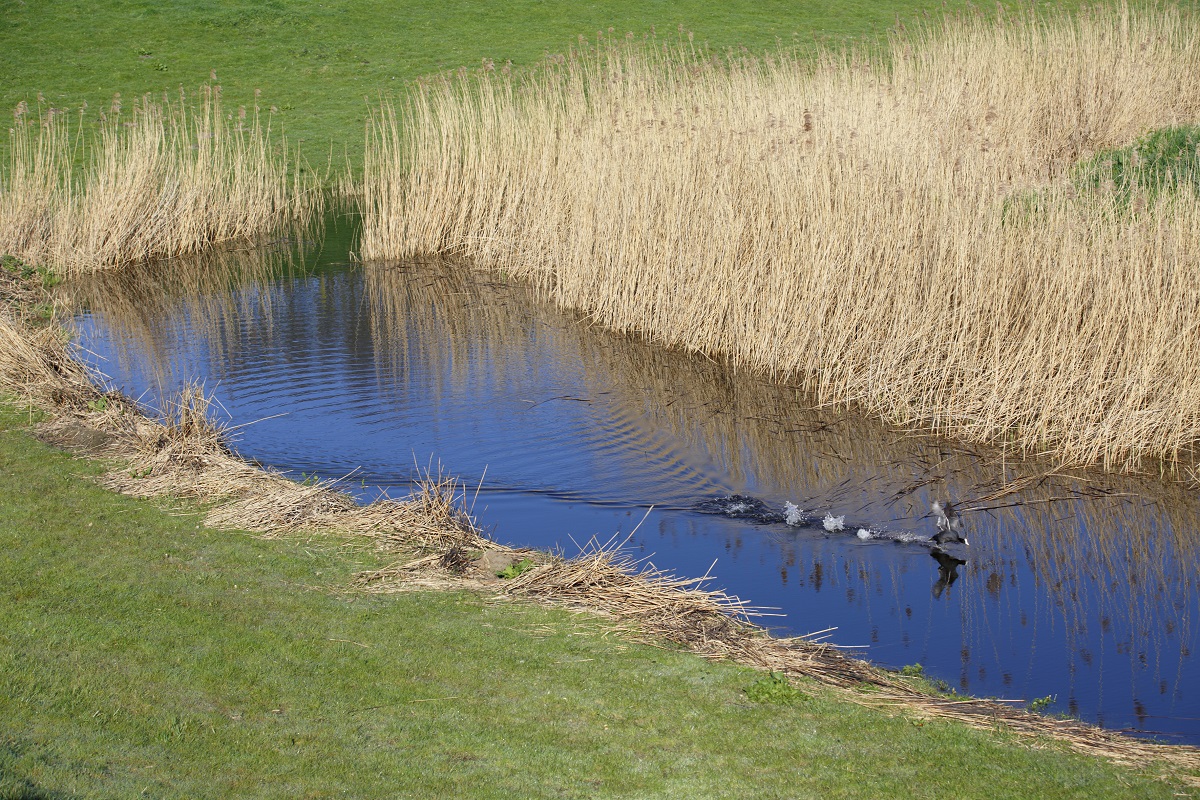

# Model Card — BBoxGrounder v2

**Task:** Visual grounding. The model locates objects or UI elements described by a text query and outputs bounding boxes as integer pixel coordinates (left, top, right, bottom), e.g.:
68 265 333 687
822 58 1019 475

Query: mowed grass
0 404 1189 798
0 0 1098 166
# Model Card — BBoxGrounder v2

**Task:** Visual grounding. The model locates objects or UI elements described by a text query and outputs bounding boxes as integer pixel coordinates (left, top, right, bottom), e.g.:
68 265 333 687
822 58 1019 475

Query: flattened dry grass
360 4 1200 475
0 86 319 274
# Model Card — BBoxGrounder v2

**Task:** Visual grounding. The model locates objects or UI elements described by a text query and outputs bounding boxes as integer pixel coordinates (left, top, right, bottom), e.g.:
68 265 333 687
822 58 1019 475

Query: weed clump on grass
497 557 536 579
745 671 810 705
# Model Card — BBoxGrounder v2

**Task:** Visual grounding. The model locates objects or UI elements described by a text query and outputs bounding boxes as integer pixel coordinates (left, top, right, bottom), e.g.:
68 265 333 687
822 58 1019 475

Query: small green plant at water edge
38 266 62 289
86 398 108 413
2 255 60 289
497 558 536 579
1028 694 1056 713
896 663 964 697
744 671 809 706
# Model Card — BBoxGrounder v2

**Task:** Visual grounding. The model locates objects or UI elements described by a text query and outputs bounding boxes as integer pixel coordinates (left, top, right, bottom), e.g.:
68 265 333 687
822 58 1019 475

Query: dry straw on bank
1 85 319 274
361 4 1200 475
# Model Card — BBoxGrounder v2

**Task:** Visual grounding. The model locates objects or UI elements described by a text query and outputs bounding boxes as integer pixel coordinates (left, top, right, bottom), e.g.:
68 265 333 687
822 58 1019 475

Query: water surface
69 222 1200 743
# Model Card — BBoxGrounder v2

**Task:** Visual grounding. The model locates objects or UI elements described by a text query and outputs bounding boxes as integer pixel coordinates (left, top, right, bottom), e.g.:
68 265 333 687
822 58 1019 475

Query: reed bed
1 85 320 274
361 4 1200 474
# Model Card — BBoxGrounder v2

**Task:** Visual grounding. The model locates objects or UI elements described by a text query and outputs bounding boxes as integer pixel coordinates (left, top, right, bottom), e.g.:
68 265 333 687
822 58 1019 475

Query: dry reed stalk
0 315 107 414
500 540 757 637
1 86 321 274
361 4 1200 475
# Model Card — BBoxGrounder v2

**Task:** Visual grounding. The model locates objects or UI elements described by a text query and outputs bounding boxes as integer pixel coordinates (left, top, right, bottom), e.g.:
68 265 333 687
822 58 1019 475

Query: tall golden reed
361 5 1200 474
0 85 318 273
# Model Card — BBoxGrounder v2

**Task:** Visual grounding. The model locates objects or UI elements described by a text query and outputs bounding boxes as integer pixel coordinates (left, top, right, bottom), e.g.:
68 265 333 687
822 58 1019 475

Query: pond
68 218 1200 744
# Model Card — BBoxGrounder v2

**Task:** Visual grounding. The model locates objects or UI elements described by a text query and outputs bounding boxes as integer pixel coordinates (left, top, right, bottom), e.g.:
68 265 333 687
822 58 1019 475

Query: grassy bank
360 4 1200 474
1 405 1194 798
0 0 1101 168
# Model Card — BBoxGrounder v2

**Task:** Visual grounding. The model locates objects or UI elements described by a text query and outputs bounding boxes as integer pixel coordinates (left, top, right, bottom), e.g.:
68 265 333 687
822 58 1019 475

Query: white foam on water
823 513 845 532
856 528 872 539
881 530 932 544
784 501 805 526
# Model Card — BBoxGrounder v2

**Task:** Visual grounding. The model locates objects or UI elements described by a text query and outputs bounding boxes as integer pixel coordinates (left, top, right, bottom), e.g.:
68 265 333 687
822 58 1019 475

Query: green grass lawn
0 403 1191 798
0 0 1102 169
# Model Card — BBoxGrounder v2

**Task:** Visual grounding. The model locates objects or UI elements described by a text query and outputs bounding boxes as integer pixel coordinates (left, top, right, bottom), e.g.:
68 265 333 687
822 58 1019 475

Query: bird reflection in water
931 549 967 599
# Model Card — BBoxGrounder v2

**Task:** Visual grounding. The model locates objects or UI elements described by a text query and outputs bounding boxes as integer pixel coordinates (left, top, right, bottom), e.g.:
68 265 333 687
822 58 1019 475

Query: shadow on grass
1 751 70 800
0 787 70 800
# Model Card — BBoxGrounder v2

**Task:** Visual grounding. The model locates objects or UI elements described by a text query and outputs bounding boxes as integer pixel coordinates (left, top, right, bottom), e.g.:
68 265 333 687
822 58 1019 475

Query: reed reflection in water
70 239 1200 742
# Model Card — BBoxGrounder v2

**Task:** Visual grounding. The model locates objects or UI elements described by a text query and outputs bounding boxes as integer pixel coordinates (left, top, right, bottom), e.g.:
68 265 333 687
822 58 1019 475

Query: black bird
930 500 969 546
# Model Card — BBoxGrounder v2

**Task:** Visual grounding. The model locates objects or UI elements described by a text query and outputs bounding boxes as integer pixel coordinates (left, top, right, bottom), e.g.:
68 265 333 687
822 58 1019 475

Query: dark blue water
69 222 1200 743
